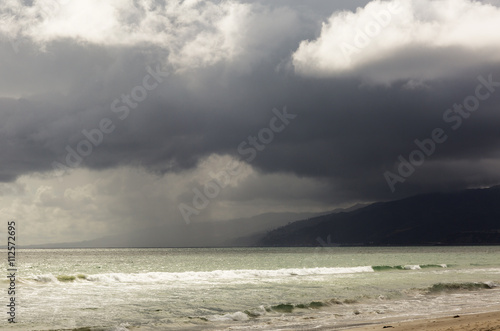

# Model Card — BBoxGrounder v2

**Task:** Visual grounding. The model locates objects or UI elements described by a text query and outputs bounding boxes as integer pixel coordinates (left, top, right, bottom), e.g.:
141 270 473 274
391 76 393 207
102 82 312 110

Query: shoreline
342 309 500 331
201 296 500 331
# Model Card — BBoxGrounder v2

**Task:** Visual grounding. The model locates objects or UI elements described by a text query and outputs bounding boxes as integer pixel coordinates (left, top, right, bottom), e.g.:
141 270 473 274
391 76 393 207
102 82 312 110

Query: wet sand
345 310 500 331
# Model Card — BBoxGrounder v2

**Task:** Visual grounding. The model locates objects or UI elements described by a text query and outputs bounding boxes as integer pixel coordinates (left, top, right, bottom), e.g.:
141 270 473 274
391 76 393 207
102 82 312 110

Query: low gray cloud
1 0 500 245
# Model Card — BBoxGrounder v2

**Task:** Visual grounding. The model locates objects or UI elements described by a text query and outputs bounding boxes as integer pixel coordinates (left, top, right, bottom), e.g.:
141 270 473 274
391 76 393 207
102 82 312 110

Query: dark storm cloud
1 0 500 206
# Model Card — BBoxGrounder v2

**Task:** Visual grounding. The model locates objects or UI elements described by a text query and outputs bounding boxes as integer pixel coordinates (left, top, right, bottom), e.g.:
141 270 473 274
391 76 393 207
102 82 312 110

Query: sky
1 0 500 245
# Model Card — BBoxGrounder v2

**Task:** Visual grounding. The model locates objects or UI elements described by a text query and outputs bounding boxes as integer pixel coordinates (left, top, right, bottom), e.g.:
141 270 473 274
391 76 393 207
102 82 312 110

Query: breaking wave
372 264 447 271
26 264 451 284
28 266 374 284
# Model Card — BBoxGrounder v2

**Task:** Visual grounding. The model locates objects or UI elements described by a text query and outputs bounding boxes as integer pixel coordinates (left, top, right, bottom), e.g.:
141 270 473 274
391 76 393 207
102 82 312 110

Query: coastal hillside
259 186 500 246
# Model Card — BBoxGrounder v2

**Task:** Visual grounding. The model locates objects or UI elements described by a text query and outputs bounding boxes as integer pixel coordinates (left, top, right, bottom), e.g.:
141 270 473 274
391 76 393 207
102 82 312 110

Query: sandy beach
345 310 500 331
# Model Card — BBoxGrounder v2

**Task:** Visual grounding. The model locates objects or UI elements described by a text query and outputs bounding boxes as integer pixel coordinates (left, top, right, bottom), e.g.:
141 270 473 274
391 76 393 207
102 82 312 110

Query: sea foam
30 266 375 284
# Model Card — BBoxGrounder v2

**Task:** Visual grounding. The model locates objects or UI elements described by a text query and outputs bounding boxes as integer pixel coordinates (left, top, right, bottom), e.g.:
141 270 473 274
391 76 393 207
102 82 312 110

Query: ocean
4 246 500 330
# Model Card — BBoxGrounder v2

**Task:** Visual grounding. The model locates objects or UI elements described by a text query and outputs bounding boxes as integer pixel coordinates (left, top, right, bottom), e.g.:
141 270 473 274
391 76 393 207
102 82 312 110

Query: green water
6 246 500 330
18 246 500 272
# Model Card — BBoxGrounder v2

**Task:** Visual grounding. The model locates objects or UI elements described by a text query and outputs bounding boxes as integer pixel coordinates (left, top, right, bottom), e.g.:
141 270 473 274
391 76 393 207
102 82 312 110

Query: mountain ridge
259 186 500 246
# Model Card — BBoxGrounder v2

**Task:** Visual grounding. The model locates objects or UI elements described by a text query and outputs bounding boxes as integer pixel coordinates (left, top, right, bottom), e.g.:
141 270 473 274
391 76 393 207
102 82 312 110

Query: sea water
3 246 500 330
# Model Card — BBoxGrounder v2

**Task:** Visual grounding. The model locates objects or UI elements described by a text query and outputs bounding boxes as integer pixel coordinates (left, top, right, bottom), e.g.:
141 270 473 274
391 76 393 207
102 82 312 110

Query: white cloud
292 0 500 83
0 0 254 71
